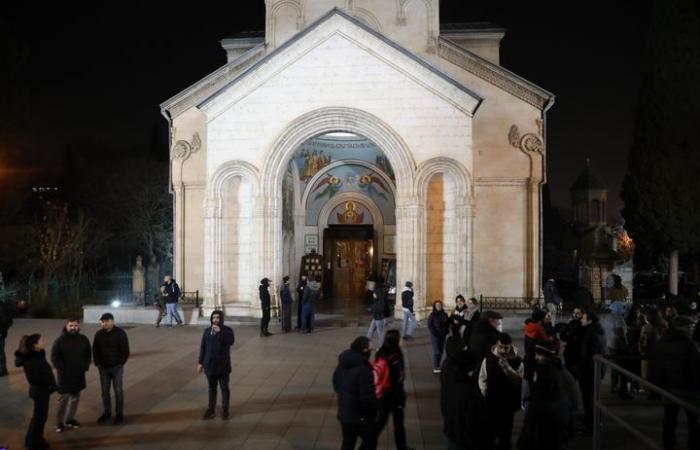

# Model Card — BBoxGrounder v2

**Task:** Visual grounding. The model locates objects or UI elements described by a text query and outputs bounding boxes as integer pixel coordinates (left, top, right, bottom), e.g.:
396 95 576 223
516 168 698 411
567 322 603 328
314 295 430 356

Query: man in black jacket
652 315 700 450
401 281 416 339
162 275 183 326
51 318 91 432
198 310 235 420
279 276 293 332
575 310 607 434
333 336 377 450
93 313 130 425
468 310 503 367
259 278 272 337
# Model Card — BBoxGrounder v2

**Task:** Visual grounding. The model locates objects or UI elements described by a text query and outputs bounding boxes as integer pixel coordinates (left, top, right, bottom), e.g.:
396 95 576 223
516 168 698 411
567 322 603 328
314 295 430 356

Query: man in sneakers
93 313 130 425
198 310 235 420
401 282 416 339
51 318 91 433
162 275 183 326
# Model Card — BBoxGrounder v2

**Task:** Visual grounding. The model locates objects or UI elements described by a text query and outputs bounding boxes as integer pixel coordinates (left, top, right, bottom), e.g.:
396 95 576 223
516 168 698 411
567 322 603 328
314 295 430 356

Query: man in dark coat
468 310 503 367
301 275 322 334
652 315 700 450
559 307 584 378
296 275 307 330
0 298 15 376
279 276 293 332
574 310 607 434
198 310 235 420
92 312 130 425
401 281 416 339
51 318 91 432
332 336 377 450
162 275 183 326
259 278 272 337
367 283 386 347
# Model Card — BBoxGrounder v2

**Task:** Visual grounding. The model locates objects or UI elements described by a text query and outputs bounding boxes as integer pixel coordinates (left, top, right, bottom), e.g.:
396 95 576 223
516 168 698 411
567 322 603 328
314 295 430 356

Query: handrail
592 354 700 450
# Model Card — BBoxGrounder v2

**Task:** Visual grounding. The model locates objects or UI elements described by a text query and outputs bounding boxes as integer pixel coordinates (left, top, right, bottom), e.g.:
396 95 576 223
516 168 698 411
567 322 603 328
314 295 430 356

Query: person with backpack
367 282 387 347
428 300 449 373
373 329 415 450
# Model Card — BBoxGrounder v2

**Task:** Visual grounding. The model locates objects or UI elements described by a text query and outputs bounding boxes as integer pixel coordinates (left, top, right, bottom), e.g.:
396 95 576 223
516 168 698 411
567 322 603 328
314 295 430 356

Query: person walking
15 333 57 450
301 275 321 334
468 310 504 368
93 313 130 425
259 278 272 337
374 329 415 450
573 310 607 435
296 275 308 330
154 288 166 328
162 275 183 326
333 336 378 450
428 300 449 373
400 281 416 339
198 310 235 420
652 315 700 450
478 333 524 450
278 276 293 333
367 283 387 347
0 298 15 376
51 318 91 433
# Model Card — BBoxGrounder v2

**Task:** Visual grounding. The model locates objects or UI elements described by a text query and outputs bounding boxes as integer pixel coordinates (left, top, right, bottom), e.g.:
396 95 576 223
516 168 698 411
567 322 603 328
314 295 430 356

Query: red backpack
373 357 392 399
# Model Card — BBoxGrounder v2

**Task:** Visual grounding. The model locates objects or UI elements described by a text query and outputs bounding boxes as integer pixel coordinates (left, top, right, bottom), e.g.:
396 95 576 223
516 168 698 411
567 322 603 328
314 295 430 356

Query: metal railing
180 290 200 309
592 354 700 450
479 296 543 311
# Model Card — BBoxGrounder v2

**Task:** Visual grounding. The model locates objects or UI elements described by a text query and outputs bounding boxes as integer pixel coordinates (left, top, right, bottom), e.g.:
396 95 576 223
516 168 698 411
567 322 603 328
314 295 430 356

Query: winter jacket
479 349 523 413
0 300 14 336
302 281 321 306
517 392 571 450
560 318 584 371
469 319 502 366
373 351 406 406
259 282 271 308
578 321 607 377
428 307 449 339
401 287 414 313
92 326 130 369
51 329 91 394
523 321 551 381
651 327 700 392
279 283 293 305
333 349 377 424
451 305 467 327
296 280 307 300
15 349 57 398
369 288 385 320
198 311 235 376
163 280 180 304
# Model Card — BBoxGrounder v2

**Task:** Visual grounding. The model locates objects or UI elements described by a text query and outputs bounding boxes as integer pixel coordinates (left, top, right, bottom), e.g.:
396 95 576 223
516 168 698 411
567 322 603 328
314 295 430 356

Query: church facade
161 0 554 319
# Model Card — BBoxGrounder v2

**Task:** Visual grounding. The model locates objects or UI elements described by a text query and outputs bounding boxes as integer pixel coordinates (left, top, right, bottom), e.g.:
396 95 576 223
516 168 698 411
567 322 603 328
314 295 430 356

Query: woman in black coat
15 333 57 450
428 301 450 373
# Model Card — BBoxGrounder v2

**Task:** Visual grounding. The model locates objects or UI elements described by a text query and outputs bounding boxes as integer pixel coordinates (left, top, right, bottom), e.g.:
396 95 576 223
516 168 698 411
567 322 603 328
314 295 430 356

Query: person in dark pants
92 312 130 425
51 318 91 432
428 301 449 373
162 275 183 326
374 329 415 450
296 275 307 330
0 298 15 376
279 276 293 332
198 310 235 420
333 336 378 450
652 315 700 450
301 276 322 334
573 310 607 435
259 278 272 337
15 333 56 450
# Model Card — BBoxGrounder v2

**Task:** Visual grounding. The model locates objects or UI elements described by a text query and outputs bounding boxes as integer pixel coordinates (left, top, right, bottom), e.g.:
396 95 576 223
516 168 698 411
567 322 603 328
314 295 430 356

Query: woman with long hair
374 329 414 450
15 333 56 450
428 300 449 373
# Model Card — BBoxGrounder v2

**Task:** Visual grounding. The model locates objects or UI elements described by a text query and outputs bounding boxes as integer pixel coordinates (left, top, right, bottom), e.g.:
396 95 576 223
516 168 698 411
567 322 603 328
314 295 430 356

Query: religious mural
328 201 373 225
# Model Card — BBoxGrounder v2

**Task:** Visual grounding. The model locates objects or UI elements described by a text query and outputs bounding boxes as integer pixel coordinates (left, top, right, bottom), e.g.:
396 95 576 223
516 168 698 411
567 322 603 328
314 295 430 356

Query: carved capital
508 124 543 155
171 132 202 160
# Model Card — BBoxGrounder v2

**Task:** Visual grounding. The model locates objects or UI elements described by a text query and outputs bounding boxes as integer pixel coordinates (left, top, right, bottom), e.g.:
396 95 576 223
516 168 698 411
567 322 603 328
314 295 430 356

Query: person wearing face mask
333 336 378 450
469 310 504 369
478 333 524 450
198 310 235 420
51 318 92 433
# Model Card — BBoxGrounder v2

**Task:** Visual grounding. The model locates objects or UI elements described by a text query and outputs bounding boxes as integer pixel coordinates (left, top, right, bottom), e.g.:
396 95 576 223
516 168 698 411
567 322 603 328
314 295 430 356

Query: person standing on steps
92 313 130 425
198 310 235 420
259 278 272 337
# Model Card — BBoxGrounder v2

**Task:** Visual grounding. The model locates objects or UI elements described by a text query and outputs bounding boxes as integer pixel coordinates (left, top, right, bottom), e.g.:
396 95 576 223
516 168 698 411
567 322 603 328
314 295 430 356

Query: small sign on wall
304 234 319 254
383 234 396 255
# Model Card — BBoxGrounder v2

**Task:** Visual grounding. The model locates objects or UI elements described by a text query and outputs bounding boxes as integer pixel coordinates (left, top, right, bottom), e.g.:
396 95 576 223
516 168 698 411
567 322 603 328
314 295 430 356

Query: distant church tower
570 160 607 227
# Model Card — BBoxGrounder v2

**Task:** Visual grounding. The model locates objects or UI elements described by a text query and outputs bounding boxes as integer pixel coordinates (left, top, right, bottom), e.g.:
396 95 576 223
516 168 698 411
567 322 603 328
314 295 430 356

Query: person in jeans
428 300 449 373
400 281 416 339
162 275 183 326
93 313 130 425
15 333 56 450
51 318 91 432
198 310 235 420
367 282 387 347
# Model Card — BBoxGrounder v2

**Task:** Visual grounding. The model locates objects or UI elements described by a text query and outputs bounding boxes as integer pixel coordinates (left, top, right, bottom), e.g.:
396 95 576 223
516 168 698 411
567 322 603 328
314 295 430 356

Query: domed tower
570 160 607 227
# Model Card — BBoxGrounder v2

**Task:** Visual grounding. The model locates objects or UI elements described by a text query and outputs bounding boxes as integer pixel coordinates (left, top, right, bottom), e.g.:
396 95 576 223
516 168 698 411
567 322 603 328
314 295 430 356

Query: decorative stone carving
508 124 543 154
171 132 202 160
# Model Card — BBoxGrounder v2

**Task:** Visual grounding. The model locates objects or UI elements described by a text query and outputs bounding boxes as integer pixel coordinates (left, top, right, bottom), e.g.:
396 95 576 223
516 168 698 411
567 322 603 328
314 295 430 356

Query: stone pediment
196 8 483 120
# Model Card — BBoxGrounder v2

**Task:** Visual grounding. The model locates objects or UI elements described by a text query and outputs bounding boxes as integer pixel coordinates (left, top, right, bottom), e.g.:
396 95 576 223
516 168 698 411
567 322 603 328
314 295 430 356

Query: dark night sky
1 1 649 218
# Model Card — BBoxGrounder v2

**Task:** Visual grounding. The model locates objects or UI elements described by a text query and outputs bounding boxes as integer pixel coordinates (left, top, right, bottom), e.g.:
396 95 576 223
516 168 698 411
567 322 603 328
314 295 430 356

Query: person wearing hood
651 315 700 450
367 281 387 347
607 301 632 398
15 333 56 450
259 278 272 337
575 309 607 435
198 310 235 420
401 281 416 339
162 275 183 326
428 301 450 373
51 318 91 433
468 310 504 369
517 363 571 450
332 336 378 450
301 275 322 334
296 275 308 331
279 276 293 333
478 333 524 450
93 313 129 425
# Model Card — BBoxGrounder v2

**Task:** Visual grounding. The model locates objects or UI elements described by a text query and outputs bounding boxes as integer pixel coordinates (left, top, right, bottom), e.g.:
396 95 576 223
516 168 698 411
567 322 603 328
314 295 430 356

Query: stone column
202 196 222 315
396 197 423 318
454 201 472 297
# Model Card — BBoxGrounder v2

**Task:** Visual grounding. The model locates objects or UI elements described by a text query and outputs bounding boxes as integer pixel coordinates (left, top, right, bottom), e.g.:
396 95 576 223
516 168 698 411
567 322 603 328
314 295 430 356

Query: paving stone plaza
0 317 690 449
